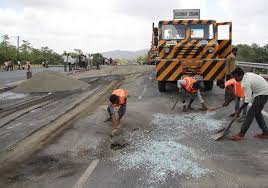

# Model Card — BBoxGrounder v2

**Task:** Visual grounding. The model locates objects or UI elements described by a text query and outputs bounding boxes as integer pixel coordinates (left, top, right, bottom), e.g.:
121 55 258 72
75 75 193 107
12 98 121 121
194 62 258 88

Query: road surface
0 67 64 85
0 66 267 188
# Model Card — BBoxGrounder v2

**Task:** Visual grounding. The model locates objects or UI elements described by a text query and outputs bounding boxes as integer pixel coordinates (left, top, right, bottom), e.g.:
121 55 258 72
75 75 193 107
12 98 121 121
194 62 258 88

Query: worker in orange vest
177 77 207 111
216 78 247 121
106 89 128 135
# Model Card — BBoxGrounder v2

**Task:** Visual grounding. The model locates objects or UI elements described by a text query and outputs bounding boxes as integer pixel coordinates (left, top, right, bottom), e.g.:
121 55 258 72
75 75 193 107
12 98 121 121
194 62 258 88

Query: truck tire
158 81 166 92
204 81 213 91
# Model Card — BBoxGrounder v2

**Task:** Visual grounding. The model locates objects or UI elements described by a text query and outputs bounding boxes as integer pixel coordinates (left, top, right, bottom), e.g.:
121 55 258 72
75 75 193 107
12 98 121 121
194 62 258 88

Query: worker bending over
177 77 207 111
216 78 247 122
231 67 268 141
106 89 128 135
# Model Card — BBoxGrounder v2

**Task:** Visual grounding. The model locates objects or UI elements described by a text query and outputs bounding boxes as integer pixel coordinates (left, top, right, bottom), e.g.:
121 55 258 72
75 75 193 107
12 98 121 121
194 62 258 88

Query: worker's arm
197 90 207 110
177 80 185 94
108 102 119 129
236 102 249 116
236 83 251 116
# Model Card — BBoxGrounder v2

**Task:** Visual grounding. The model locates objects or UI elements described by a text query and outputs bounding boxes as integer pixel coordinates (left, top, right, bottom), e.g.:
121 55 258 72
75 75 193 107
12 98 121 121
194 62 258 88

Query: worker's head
232 47 238 56
216 79 225 89
231 67 244 82
109 94 119 105
192 82 201 90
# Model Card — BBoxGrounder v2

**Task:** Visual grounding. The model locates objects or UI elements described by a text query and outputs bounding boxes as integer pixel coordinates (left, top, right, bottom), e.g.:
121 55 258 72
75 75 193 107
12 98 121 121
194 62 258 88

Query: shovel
211 114 238 141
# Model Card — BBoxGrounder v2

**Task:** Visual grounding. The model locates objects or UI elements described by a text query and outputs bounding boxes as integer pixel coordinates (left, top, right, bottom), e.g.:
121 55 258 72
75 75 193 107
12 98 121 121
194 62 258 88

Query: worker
26 60 31 71
225 48 238 81
216 79 247 122
106 89 128 135
230 67 268 141
177 77 207 111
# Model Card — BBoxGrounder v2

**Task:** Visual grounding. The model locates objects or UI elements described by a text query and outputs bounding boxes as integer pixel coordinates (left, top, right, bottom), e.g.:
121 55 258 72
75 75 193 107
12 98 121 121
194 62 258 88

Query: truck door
216 22 232 58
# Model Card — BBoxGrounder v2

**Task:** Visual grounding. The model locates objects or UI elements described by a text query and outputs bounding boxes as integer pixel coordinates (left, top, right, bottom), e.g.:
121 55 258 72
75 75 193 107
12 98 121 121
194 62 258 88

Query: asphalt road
1 69 268 188
0 67 64 85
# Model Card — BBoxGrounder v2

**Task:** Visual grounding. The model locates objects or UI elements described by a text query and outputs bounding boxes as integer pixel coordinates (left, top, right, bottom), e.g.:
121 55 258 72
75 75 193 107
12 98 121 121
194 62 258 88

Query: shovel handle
225 113 239 132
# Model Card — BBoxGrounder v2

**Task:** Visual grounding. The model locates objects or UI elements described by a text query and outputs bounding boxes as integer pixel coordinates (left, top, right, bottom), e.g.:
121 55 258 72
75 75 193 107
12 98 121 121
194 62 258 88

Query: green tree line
0 35 62 65
235 43 268 63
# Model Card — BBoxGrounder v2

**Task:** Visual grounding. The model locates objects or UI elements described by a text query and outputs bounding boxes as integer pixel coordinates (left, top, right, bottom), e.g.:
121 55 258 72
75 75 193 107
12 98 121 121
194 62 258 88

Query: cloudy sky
0 0 267 53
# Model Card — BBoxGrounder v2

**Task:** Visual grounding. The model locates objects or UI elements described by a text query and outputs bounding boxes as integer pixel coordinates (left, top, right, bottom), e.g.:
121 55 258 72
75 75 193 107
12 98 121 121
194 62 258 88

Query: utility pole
17 36 20 63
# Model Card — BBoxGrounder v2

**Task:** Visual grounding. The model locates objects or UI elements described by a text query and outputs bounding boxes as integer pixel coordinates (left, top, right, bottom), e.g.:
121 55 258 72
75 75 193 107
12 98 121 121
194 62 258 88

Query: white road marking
248 103 268 118
73 159 100 188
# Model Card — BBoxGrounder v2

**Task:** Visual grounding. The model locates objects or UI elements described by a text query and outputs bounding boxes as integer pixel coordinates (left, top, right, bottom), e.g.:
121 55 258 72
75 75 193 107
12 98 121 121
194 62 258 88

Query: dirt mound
13 71 88 93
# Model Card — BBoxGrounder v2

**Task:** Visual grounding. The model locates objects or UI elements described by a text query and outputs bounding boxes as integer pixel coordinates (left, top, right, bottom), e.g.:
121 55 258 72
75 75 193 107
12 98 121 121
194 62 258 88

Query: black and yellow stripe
156 20 232 82
156 59 225 81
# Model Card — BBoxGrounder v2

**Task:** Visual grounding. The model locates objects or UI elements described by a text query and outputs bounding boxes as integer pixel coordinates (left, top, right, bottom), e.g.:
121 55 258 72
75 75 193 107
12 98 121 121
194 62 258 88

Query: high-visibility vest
182 77 197 93
224 78 244 97
112 89 128 106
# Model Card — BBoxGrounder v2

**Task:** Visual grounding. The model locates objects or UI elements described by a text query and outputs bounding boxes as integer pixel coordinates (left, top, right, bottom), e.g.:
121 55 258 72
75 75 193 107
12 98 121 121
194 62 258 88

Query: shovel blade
211 129 231 141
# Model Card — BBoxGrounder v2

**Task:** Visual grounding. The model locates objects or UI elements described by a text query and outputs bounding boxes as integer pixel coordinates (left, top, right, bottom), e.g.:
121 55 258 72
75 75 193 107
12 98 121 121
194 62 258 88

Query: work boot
254 132 268 139
230 133 244 141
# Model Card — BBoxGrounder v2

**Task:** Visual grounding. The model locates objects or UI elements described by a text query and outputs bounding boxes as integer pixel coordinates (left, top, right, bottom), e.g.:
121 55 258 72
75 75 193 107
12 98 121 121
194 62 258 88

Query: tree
92 53 104 66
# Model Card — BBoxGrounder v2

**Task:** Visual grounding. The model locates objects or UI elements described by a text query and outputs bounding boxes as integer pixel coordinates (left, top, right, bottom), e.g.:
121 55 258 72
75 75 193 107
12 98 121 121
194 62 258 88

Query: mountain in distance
101 49 148 59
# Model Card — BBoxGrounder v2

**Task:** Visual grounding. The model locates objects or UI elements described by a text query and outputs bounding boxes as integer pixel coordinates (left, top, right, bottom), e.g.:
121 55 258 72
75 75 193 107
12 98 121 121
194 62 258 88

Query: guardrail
237 61 268 74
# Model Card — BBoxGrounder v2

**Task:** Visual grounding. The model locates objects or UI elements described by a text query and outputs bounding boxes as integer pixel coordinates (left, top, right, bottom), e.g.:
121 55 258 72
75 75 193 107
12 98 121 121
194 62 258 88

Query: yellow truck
153 9 232 92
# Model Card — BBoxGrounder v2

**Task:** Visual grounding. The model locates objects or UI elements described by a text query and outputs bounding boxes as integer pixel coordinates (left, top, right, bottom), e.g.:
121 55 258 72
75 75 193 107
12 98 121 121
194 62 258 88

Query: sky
0 0 267 53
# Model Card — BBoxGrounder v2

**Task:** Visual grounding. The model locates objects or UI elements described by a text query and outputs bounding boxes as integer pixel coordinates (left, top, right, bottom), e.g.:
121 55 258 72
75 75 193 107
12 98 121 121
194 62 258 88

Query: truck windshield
162 25 186 40
190 24 214 39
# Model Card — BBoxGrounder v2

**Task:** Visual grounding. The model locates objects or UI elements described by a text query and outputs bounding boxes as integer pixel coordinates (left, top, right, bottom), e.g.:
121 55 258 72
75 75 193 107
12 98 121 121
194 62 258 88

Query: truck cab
153 18 232 92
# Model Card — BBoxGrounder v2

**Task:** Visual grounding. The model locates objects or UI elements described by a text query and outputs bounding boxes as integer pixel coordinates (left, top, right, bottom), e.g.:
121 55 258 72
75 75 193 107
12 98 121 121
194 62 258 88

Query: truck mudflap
156 59 225 81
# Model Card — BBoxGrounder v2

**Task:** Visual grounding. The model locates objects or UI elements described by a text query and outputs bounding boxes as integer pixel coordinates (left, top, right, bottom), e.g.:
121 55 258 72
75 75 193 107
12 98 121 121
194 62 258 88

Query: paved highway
0 67 64 85
0 67 267 188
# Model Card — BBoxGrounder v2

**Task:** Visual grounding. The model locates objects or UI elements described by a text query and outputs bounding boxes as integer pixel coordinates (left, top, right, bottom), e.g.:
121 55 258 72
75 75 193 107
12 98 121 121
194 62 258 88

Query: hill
101 49 147 59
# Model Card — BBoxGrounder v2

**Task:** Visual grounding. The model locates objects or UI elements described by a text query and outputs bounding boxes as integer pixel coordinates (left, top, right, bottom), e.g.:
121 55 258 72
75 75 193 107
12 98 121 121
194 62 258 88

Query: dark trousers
240 95 268 136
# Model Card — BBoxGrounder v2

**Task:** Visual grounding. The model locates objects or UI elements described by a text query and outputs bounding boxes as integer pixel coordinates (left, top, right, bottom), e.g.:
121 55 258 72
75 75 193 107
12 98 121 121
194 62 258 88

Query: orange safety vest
224 78 244 97
112 89 128 106
182 77 197 93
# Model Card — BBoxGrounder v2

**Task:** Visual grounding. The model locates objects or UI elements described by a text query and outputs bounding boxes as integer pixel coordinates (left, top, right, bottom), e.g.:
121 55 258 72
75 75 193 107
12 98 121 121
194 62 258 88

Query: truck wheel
204 81 213 91
158 81 166 92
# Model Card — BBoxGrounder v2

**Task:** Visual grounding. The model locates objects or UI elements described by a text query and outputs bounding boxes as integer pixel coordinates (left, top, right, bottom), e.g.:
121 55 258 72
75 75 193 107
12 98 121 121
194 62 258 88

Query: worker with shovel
177 77 207 111
230 67 268 141
216 78 247 122
106 89 128 136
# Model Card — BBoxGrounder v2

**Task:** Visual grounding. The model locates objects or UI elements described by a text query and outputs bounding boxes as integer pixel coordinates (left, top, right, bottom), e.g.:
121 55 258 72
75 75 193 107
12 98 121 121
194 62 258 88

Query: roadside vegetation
1 34 268 65
235 44 268 63
0 35 62 65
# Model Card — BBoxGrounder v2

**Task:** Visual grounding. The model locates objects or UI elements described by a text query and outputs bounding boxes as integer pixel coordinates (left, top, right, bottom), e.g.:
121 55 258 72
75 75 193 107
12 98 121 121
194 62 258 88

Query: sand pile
13 71 88 93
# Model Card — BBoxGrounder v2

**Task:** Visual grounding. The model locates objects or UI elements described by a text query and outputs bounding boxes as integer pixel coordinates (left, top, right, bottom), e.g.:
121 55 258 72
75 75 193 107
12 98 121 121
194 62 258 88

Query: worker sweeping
230 67 268 141
216 78 247 122
106 89 128 136
177 77 207 111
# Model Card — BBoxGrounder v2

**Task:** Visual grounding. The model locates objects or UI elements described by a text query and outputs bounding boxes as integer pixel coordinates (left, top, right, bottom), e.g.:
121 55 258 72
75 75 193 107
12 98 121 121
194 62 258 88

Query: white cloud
0 0 266 54
217 0 268 45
